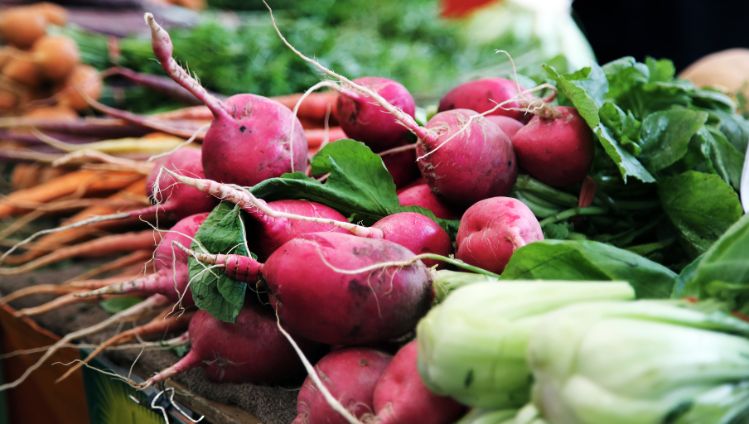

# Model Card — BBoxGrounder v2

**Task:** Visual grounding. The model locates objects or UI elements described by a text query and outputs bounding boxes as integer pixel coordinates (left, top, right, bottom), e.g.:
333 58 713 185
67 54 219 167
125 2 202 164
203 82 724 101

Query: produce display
0 1 748 424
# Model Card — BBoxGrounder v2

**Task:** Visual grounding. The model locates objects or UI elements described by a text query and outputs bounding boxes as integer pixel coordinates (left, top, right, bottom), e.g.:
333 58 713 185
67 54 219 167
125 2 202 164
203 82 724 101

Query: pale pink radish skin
142 305 319 388
335 77 416 152
79 213 209 305
416 109 518 206
182 232 433 345
511 106 594 187
293 348 392 424
438 78 528 121
485 115 524 139
397 183 457 219
371 212 451 267
372 341 465 424
456 197 543 273
145 149 217 221
145 14 307 186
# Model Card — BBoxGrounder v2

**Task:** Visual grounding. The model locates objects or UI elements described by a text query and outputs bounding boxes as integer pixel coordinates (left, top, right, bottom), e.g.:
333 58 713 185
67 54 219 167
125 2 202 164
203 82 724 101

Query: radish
381 143 420 188
293 348 392 424
456 197 543 273
510 106 594 187
398 183 457 219
334 76 416 152
371 340 465 424
145 14 307 186
438 78 528 121
167 171 450 260
182 232 433 345
370 212 451 267
485 115 524 138
140 305 319 388
266 14 517 206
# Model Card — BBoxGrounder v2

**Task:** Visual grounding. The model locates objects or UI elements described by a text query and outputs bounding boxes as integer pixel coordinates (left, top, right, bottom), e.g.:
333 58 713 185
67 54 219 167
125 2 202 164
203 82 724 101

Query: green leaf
189 202 249 323
639 107 708 172
681 214 749 313
658 171 743 255
502 239 676 298
545 64 655 183
99 297 142 314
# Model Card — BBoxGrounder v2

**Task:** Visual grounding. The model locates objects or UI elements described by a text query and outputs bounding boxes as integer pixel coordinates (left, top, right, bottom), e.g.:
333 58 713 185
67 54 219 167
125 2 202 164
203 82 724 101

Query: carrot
0 7 48 49
2 53 42 87
27 3 67 26
62 249 152 284
0 230 158 276
57 309 194 382
0 170 142 219
31 35 80 81
56 65 102 111
272 91 338 122
10 163 42 190
305 127 347 149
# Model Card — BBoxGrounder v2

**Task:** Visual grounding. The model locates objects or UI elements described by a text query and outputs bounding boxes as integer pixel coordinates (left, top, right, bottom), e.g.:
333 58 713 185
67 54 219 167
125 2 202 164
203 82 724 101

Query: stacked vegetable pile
0 5 748 424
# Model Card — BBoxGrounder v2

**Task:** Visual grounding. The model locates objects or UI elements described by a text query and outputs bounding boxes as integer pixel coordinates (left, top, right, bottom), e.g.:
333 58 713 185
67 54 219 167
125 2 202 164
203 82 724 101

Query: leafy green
639 108 708 172
502 240 677 299
189 202 250 323
658 171 743 255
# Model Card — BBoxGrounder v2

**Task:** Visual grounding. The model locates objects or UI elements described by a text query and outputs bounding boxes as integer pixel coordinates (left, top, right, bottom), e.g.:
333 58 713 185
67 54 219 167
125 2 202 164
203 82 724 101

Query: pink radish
334 76 416 152
293 348 392 424
397 183 457 219
181 232 433 345
141 305 320 388
438 77 528 121
371 212 451 267
485 115 524 138
456 196 543 273
511 106 594 187
381 143 420 188
145 14 307 186
265 13 518 206
371 340 465 424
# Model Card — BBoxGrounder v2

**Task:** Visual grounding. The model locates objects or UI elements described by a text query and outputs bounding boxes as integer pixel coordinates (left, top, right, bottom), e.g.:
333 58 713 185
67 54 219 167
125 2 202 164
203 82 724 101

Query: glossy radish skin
202 93 308 186
248 199 349 259
485 115 524 139
438 78 527 121
335 77 416 151
511 106 594 187
372 212 451 267
147 149 217 221
456 197 543 273
145 306 319 387
397 183 457 219
372 341 465 424
263 232 432 345
293 348 392 424
382 144 420 188
416 109 518 206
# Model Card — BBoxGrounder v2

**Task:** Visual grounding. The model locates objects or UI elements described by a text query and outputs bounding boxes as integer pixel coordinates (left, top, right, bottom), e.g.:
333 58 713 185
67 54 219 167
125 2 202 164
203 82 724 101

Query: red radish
511 106 594 187
456 196 543 273
371 341 465 424
145 14 307 186
371 212 451 266
438 77 528 121
77 212 209 306
181 232 432 345
141 304 318 388
381 143 420 188
485 115 524 138
267 17 518 206
397 183 457 219
294 348 392 424
334 77 416 152
416 109 518 205
167 171 449 260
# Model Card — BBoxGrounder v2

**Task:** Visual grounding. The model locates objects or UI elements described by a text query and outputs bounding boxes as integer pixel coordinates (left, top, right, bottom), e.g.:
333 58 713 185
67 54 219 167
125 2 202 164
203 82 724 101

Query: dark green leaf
189 202 249 323
658 171 743 255
679 214 749 313
639 108 708 172
502 239 677 298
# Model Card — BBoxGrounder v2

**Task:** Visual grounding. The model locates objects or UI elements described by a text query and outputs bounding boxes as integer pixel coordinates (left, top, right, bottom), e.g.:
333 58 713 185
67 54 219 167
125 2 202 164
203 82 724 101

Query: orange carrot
305 127 347 149
0 230 159 276
272 91 338 121
57 309 194 381
0 170 142 219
